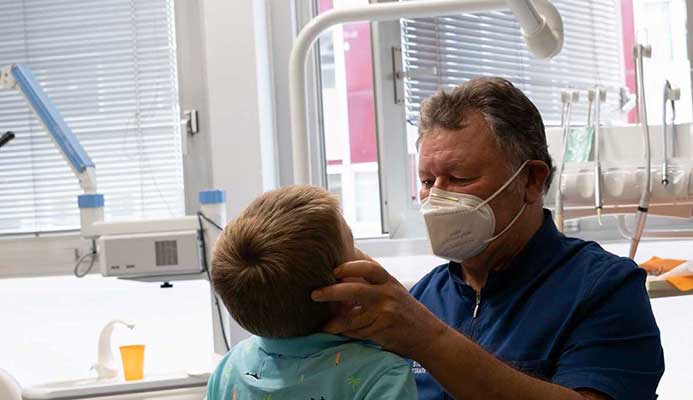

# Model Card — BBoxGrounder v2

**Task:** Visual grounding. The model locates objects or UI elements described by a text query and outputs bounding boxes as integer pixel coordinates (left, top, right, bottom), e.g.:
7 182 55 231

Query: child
207 185 417 400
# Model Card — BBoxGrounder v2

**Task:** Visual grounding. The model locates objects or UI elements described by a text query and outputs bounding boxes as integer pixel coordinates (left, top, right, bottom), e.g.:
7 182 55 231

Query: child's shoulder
211 336 257 373
327 339 416 399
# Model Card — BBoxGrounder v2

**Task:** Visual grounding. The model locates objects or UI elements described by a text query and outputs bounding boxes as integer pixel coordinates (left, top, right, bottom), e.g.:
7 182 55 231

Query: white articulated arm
0 64 97 193
506 0 563 59
0 63 103 235
289 0 564 184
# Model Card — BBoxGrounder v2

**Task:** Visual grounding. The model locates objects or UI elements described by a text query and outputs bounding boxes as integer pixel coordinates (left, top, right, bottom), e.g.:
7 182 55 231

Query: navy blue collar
448 209 565 296
256 333 357 357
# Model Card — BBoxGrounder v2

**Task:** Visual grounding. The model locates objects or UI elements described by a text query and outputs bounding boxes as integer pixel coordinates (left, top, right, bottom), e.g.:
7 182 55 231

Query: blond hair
212 185 348 338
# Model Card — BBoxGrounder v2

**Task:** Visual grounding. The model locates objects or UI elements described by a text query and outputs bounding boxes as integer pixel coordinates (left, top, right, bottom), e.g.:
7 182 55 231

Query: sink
22 372 208 400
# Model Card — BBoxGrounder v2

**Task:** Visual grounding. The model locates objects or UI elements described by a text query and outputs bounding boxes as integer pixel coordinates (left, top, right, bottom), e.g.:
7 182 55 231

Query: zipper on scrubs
473 291 481 318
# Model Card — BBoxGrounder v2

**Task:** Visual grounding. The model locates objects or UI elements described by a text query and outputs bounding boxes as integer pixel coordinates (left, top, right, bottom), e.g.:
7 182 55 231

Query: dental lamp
289 0 564 184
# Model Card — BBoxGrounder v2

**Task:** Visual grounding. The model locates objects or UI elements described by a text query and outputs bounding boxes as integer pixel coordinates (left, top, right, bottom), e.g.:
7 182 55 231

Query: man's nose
433 176 449 191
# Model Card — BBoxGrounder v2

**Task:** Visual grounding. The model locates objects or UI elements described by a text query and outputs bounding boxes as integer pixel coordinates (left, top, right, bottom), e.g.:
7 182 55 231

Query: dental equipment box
99 230 202 278
2 62 228 355
547 123 693 221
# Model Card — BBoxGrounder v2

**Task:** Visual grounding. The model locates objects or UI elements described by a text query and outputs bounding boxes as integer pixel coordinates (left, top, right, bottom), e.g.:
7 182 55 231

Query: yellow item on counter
640 257 693 292
119 345 145 381
639 256 687 275
666 276 693 291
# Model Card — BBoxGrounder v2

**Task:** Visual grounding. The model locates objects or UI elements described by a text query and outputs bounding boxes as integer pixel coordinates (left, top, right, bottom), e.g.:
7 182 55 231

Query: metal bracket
391 47 404 105
182 109 199 135
0 65 16 89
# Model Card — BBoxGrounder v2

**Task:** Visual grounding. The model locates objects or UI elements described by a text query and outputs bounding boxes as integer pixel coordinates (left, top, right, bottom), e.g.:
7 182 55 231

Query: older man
312 78 664 400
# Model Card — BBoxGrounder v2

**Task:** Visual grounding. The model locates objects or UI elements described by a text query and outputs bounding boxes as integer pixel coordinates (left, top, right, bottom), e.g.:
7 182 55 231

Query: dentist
312 78 664 400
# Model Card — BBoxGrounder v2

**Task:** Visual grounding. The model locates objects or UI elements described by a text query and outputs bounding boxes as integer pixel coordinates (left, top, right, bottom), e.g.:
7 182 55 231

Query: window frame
370 1 428 240
294 0 393 239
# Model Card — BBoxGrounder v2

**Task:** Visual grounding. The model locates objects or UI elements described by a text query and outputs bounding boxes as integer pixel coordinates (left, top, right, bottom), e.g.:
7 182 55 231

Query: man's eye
420 180 434 188
451 176 472 184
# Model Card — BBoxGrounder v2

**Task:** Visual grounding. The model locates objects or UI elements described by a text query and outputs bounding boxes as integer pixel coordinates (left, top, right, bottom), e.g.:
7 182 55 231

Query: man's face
417 112 526 240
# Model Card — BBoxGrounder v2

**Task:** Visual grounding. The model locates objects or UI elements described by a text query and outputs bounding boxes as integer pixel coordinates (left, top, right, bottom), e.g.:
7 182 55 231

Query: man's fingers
311 281 379 304
334 260 391 284
342 320 387 343
322 307 373 334
322 302 374 335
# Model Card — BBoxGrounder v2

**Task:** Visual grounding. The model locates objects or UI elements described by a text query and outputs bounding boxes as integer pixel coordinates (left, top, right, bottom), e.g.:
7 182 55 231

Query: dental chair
0 369 22 400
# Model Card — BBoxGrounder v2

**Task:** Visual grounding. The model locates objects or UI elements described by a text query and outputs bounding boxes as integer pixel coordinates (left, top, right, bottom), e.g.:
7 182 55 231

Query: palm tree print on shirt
346 376 361 392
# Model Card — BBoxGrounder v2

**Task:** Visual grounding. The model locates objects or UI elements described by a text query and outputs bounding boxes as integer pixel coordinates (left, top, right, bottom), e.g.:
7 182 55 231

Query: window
401 0 626 126
632 0 692 124
317 0 383 238
0 0 184 235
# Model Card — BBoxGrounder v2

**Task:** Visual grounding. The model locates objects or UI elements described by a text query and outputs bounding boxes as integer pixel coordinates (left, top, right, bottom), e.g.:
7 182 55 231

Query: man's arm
312 260 609 400
417 321 609 400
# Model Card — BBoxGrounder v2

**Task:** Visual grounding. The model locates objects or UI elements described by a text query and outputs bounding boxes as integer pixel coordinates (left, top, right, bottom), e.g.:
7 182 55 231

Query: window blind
0 0 184 235
401 0 626 126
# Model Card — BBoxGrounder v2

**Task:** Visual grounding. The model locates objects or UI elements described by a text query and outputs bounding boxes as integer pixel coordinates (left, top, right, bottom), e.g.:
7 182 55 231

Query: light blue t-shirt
206 333 417 400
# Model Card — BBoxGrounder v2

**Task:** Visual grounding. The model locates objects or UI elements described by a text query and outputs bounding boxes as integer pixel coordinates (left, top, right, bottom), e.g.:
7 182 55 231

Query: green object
564 126 594 162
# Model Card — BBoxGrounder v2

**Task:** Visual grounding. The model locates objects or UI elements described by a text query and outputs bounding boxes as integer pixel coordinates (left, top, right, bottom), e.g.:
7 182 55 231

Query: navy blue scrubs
410 210 664 400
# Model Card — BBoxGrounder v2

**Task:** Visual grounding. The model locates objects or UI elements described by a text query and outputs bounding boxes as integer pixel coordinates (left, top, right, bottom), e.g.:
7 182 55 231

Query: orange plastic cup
119 345 145 381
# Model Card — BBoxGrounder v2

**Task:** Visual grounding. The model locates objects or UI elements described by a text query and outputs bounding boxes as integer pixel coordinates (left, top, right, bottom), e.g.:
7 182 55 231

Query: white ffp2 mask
420 161 529 262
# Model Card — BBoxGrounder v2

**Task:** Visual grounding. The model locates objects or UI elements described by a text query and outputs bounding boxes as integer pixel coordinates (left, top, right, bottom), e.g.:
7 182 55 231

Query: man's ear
524 160 550 204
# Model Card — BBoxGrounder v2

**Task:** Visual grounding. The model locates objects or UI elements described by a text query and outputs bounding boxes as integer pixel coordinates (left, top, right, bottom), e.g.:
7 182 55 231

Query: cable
197 211 224 231
0 131 15 149
74 240 97 278
197 213 231 352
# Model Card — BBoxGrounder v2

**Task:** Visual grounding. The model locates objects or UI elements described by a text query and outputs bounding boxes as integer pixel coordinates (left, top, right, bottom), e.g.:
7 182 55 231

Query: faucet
92 320 135 379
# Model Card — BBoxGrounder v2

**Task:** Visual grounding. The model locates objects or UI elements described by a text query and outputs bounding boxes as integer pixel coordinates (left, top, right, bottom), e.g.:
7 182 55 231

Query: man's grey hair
417 77 555 191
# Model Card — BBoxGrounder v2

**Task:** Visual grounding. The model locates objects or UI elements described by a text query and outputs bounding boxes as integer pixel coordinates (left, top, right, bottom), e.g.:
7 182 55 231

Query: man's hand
313 256 611 400
311 258 449 358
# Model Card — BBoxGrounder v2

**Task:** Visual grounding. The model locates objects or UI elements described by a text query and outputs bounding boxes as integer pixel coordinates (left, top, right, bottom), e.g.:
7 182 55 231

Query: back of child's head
212 185 352 338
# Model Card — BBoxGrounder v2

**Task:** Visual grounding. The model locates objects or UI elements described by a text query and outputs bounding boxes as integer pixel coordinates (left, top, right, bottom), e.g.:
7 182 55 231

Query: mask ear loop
474 160 531 211
486 202 527 242
475 160 530 243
